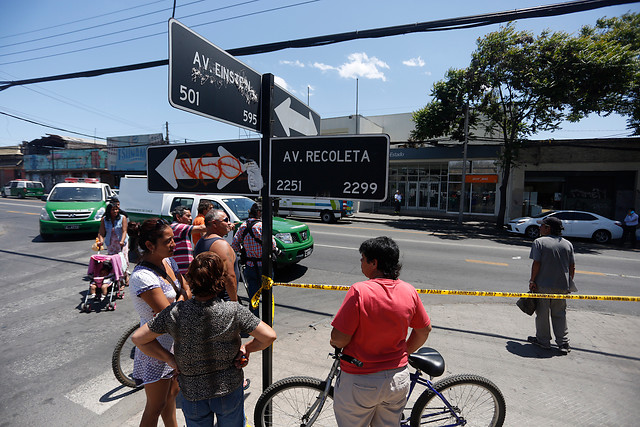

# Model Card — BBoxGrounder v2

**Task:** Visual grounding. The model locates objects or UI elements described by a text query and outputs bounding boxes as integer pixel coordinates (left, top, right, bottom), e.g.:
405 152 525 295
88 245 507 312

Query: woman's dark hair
359 236 402 280
128 218 171 254
105 203 120 221
187 252 226 297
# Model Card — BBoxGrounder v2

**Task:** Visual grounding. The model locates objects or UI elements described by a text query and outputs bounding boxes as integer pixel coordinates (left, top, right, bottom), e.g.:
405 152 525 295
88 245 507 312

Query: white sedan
506 210 624 244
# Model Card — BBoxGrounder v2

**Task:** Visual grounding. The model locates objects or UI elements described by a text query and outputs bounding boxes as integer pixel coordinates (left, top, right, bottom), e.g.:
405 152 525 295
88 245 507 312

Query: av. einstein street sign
168 18 262 132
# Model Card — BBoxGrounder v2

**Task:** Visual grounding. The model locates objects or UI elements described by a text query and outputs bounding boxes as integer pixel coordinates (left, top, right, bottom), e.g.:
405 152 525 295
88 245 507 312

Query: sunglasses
217 217 231 223
156 218 169 227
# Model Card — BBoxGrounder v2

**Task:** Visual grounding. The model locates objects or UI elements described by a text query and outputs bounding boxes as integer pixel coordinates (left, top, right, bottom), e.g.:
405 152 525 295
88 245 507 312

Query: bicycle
254 347 506 427
112 322 141 388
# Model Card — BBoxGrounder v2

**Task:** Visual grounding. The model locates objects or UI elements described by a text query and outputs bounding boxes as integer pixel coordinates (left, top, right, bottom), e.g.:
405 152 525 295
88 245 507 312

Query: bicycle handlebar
333 347 363 367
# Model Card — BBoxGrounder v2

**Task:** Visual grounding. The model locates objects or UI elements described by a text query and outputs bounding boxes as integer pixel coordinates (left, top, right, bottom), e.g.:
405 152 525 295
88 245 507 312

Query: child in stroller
83 254 126 312
89 259 113 301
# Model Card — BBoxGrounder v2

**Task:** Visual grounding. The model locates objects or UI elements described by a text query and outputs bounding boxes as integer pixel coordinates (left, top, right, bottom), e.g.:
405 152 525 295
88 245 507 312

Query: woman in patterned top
132 252 276 427
129 218 191 427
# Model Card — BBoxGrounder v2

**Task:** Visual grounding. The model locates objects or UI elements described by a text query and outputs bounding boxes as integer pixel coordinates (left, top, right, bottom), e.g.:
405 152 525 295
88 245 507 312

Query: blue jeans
180 385 246 427
244 265 262 317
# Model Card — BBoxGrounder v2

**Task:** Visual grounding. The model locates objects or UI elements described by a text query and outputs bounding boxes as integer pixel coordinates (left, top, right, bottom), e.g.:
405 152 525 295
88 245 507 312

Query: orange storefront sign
465 174 498 184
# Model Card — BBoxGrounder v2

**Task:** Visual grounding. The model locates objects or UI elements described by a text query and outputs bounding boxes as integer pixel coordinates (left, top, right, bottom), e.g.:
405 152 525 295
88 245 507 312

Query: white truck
277 197 354 223
118 175 314 266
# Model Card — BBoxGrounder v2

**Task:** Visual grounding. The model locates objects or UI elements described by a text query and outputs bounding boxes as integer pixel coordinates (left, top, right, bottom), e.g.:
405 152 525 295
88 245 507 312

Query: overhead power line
0 0 166 40
0 111 107 140
0 0 254 54
0 0 310 66
1 0 637 92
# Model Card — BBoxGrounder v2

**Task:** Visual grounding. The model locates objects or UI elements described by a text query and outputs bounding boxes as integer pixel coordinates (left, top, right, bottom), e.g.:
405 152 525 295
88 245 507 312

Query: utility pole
165 121 169 143
457 101 469 225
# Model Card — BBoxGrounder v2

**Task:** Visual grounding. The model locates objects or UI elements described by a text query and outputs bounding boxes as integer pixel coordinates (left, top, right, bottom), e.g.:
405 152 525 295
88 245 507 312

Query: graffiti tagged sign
147 140 262 195
168 19 262 132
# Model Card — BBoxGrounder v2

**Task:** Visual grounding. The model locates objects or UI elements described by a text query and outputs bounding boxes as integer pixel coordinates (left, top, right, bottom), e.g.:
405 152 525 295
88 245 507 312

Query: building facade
321 113 640 222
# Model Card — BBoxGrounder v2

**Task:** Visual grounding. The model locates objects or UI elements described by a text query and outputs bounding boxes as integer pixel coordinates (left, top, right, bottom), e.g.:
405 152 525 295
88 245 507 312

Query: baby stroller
83 253 127 312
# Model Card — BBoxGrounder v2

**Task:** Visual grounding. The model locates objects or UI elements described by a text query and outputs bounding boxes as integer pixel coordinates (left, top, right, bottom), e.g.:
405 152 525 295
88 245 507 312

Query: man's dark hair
197 200 213 215
171 205 188 221
542 216 563 236
249 202 262 218
359 236 402 280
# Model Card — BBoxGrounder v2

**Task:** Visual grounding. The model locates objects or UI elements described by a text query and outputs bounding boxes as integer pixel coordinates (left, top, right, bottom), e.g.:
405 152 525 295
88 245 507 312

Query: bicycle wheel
254 376 335 427
410 374 506 427
111 322 141 388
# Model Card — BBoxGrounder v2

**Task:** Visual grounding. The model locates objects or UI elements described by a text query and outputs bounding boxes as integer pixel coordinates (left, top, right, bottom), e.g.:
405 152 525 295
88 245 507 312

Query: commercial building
321 113 640 222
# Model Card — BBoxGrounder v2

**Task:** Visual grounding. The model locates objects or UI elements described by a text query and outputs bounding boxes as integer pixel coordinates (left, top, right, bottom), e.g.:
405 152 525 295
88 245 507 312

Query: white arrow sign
274 97 318 137
155 146 263 190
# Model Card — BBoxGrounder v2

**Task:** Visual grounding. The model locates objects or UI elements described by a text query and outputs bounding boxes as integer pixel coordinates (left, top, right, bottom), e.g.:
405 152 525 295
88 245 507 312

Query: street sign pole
260 73 274 392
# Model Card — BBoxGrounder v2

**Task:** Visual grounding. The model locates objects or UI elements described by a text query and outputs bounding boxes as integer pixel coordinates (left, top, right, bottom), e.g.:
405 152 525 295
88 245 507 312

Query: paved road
1 199 638 426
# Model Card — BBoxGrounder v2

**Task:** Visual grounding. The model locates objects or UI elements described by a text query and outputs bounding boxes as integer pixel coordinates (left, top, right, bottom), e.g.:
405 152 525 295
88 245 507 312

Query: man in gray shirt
528 216 575 355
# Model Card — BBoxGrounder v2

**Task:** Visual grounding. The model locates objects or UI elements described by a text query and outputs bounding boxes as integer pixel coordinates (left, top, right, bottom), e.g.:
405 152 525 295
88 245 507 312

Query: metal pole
355 78 359 135
458 100 469 225
260 73 274 393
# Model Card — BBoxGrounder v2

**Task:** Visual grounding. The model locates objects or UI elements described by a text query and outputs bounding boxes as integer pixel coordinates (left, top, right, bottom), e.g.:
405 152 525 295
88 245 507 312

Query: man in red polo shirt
330 236 432 427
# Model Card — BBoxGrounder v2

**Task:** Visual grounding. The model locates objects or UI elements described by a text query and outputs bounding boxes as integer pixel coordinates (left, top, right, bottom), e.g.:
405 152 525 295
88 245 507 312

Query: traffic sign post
147 140 262 195
168 18 262 132
269 134 390 201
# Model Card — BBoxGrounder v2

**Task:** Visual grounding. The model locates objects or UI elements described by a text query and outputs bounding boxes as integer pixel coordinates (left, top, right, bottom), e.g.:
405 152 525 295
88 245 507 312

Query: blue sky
1 0 639 147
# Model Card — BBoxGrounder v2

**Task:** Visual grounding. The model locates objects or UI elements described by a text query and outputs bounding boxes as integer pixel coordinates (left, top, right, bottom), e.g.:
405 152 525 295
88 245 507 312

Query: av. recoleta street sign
270 135 389 201
168 18 262 132
147 140 262 195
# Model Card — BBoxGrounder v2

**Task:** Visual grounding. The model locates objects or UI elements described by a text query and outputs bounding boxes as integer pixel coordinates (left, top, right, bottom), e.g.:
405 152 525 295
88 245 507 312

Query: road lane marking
465 259 509 266
6 210 39 215
315 244 358 251
65 371 134 415
576 270 606 276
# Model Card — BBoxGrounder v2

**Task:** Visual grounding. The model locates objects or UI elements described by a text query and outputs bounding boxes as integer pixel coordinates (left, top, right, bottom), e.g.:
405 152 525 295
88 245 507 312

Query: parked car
507 210 624 243
1 179 45 198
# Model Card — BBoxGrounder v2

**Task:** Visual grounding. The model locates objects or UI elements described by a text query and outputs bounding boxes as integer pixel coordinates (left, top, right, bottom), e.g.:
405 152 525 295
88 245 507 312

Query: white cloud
312 53 389 81
312 62 336 72
280 60 305 68
338 53 389 81
403 56 425 67
274 75 296 94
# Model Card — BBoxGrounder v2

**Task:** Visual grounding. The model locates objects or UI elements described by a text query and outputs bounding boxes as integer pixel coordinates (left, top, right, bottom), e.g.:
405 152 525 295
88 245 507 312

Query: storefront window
470 183 496 214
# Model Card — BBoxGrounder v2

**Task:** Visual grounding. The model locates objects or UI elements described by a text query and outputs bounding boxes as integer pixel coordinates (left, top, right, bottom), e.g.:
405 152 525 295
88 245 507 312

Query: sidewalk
239 302 640 427
133 302 640 426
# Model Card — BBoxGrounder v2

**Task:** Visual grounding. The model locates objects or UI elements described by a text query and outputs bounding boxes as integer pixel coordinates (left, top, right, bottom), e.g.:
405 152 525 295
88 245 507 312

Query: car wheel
18 192 25 199
592 229 611 244
525 225 539 239
320 211 335 223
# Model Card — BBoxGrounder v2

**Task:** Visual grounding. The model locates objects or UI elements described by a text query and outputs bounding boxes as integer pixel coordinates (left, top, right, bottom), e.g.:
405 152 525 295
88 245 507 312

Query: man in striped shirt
231 203 276 316
170 205 206 274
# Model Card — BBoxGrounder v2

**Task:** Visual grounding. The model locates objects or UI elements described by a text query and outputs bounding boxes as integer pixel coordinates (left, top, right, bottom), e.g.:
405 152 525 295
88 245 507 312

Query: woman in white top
128 218 191 427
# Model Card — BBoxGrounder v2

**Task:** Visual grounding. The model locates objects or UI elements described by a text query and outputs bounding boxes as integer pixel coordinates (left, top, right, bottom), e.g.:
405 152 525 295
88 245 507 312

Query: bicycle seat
408 347 445 377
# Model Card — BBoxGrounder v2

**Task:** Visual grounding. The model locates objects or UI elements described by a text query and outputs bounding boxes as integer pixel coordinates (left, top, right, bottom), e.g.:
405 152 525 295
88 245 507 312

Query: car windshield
49 187 102 202
221 197 254 221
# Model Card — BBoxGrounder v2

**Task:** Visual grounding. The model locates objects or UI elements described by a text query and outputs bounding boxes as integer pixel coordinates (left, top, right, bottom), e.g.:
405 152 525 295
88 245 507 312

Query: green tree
411 15 639 227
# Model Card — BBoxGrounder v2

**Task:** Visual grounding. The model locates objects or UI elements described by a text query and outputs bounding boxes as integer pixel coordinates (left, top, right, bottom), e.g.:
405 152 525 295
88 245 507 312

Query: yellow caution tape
266 281 640 302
